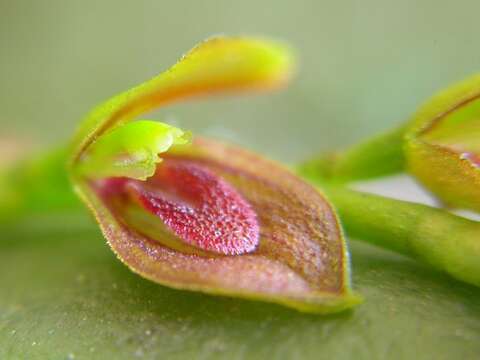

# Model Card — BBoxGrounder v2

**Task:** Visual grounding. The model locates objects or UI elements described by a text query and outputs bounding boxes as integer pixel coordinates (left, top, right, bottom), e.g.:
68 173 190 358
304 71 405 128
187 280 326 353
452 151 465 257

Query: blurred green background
2 0 480 161
2 1 480 359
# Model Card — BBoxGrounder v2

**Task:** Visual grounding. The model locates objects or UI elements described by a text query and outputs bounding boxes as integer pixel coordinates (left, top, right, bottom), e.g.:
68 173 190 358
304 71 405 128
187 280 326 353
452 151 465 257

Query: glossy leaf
405 74 480 210
2 220 480 359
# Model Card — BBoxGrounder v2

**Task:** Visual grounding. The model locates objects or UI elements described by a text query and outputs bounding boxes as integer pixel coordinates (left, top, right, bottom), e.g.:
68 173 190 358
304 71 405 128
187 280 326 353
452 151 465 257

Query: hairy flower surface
70 36 359 313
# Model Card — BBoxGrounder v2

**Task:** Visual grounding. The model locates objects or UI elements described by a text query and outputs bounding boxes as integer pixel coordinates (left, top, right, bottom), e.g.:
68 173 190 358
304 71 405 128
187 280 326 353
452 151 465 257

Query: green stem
298 125 407 183
316 181 480 287
0 147 79 221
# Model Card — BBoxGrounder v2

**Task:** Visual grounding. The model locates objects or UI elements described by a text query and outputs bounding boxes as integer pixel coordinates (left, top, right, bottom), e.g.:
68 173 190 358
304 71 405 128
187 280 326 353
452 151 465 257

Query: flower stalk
303 178 480 287
299 125 407 183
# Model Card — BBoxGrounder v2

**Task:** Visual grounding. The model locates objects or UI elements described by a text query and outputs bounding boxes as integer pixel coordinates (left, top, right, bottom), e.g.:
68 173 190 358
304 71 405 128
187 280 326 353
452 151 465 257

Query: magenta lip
96 159 260 255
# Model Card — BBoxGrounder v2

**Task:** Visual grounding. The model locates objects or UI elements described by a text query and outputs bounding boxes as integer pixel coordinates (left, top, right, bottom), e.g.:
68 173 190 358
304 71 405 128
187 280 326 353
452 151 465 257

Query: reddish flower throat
99 159 260 255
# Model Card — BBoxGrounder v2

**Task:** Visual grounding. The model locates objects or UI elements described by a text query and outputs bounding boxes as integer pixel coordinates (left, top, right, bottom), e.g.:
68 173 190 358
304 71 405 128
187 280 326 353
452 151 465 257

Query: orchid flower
61 37 360 313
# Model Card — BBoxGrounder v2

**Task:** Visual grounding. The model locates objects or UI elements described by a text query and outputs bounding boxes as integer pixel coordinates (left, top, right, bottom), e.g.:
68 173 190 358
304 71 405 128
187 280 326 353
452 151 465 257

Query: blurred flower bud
405 74 480 211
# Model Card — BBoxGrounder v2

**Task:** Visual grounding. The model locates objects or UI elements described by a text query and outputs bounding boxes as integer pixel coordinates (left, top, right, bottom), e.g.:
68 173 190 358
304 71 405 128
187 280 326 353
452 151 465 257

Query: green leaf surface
1 214 480 359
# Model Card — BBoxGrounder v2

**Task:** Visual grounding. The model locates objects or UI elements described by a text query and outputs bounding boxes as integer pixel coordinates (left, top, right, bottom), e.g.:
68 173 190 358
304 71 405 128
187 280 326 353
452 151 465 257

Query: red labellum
96 160 260 255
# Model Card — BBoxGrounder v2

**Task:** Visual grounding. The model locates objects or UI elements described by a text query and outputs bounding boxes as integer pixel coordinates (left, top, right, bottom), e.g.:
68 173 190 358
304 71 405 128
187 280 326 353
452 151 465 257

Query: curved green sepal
70 36 295 166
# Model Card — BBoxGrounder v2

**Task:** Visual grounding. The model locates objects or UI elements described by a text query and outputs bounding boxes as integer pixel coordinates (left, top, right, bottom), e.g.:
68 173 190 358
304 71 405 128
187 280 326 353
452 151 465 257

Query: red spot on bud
99 159 260 255
461 152 480 168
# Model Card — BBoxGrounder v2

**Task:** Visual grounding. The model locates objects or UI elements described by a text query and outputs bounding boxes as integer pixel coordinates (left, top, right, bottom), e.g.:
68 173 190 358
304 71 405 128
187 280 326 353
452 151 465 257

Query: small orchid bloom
405 74 480 211
68 37 360 313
